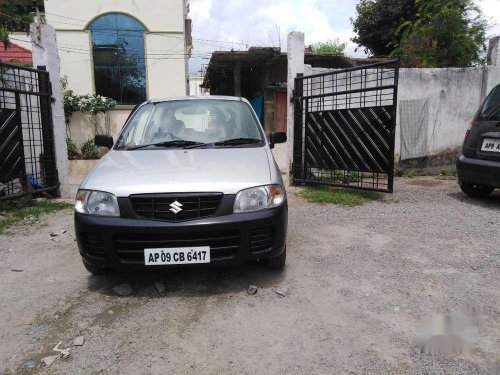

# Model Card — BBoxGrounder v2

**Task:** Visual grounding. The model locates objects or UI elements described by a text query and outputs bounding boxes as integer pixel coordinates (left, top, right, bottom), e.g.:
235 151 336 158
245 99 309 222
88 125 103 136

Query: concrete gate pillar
31 23 70 198
286 32 304 182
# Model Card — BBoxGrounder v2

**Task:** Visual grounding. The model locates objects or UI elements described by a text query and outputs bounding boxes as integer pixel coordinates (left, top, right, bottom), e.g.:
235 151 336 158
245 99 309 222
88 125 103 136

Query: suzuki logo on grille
169 200 183 214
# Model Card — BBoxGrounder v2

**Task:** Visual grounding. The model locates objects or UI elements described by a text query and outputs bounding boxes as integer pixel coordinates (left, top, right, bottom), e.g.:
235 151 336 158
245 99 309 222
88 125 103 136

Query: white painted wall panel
145 33 187 98
56 31 94 94
44 0 185 32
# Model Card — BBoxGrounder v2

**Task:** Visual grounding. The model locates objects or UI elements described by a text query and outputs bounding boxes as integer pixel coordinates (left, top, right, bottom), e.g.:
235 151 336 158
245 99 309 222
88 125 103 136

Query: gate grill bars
292 60 399 193
0 62 59 201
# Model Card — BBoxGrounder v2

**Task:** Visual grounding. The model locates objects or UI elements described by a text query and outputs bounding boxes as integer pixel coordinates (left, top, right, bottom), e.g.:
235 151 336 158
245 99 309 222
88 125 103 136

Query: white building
40 0 192 144
188 73 208 96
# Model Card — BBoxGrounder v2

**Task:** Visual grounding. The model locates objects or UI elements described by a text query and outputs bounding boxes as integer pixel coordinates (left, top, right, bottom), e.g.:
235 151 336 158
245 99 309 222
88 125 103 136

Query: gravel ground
0 176 499 374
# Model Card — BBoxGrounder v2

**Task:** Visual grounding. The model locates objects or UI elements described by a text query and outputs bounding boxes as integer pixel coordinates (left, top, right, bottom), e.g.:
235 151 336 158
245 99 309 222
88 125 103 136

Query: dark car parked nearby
457 84 500 197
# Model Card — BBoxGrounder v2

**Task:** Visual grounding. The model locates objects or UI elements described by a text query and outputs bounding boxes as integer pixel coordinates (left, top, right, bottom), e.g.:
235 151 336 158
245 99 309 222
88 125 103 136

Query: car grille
130 193 223 222
250 227 275 253
81 233 106 259
113 230 240 263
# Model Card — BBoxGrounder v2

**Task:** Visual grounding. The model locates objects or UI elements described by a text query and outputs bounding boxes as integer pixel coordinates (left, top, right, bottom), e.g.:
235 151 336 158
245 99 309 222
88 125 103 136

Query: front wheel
459 182 495 197
267 246 286 270
82 260 110 275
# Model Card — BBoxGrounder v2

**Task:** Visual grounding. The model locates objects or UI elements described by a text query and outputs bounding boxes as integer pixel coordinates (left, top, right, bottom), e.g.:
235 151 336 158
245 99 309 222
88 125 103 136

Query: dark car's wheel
268 246 286 270
83 260 110 275
459 182 495 197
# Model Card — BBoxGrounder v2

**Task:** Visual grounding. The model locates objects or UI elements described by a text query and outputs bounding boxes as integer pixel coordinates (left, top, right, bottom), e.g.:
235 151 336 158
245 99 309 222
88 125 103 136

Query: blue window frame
89 13 146 104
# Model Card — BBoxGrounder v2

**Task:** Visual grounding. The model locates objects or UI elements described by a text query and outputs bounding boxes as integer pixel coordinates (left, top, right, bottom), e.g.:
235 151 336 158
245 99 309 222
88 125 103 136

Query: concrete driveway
0 176 499 374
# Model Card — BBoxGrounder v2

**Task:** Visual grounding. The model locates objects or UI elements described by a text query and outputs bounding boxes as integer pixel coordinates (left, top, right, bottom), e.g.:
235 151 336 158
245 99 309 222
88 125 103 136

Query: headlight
75 190 120 217
233 184 285 213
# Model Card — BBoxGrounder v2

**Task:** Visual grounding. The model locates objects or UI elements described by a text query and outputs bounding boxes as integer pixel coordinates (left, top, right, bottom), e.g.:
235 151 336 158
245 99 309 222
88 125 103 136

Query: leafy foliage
309 39 347 54
298 187 383 206
63 92 116 120
66 137 80 160
0 26 10 48
352 0 489 67
0 1 33 31
393 0 488 67
80 139 99 160
62 76 116 137
0 0 40 46
351 0 418 56
63 91 116 134
63 90 78 124
62 77 115 158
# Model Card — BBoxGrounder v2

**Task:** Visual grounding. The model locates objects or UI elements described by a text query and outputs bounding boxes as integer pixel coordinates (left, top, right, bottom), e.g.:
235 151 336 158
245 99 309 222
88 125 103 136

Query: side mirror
270 132 287 148
95 134 114 149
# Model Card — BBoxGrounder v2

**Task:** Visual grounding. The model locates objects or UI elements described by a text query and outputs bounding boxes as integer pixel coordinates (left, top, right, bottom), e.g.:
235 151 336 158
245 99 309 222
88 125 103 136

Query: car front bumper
456 154 500 188
75 203 287 270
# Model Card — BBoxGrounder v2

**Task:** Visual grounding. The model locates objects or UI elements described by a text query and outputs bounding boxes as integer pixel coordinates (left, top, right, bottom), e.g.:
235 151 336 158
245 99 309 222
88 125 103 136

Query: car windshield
478 86 500 120
115 99 264 149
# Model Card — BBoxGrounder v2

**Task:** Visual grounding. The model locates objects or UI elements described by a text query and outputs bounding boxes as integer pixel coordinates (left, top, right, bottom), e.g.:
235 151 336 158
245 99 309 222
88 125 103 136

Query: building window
89 13 146 104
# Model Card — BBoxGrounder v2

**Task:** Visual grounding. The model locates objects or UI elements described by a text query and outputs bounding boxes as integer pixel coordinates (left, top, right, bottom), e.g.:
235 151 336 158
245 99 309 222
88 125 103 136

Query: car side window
479 86 500 120
123 105 154 145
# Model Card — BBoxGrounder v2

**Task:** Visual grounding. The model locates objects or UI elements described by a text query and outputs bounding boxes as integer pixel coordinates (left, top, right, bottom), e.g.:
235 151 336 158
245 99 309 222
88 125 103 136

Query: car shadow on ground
86 261 286 298
448 190 500 209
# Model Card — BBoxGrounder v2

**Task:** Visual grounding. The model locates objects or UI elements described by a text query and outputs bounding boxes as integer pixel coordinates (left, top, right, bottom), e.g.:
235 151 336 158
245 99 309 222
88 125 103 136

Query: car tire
459 182 495 197
268 246 286 270
82 260 110 275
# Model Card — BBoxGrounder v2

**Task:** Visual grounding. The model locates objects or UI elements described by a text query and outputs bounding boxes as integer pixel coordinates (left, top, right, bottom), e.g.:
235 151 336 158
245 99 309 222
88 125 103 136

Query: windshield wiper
215 138 263 146
183 142 212 149
184 138 263 149
126 140 205 150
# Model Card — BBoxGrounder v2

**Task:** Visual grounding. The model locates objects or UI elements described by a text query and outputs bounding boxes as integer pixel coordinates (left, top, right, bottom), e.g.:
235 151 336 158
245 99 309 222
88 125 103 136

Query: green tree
351 0 418 56
0 0 38 47
309 39 347 54
393 0 488 67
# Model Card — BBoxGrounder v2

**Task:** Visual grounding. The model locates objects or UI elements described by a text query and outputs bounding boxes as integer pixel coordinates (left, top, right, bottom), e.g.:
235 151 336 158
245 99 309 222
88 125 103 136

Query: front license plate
144 246 210 266
481 138 500 153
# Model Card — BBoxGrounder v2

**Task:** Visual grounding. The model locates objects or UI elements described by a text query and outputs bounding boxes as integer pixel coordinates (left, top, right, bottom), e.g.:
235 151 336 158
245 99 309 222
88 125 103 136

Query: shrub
80 139 99 160
66 137 80 160
62 76 116 134
309 39 347 54
63 92 116 120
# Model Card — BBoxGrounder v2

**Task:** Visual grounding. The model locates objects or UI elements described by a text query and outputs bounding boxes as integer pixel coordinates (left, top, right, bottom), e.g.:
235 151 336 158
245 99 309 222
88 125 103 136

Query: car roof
148 96 250 104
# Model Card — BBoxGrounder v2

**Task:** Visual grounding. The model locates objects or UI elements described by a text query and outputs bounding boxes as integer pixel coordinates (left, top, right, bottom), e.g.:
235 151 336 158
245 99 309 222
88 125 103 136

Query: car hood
81 147 272 196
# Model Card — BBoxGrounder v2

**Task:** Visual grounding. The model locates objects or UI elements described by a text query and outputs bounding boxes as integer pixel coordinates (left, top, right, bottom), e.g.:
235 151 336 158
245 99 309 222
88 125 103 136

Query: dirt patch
1 177 499 374
407 178 444 187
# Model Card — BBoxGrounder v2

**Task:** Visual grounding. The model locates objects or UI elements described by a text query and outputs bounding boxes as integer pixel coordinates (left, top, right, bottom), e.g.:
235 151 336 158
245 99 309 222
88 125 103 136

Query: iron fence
0 62 58 200
292 60 399 193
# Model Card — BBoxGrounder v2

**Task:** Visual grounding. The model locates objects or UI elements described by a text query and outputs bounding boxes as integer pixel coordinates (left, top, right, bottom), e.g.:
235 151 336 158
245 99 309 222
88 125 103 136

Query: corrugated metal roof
208 48 358 69
0 42 32 63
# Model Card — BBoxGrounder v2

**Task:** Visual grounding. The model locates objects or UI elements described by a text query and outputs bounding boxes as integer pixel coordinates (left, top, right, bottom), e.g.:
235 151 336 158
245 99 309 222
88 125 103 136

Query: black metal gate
292 60 399 193
0 62 59 200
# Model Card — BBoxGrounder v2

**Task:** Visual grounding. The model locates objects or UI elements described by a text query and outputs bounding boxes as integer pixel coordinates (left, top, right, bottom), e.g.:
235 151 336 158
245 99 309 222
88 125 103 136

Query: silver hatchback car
74 97 288 274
